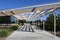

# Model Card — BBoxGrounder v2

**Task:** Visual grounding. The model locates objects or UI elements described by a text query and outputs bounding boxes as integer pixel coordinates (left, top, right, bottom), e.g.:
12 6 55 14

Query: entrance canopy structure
0 2 60 19
0 2 60 36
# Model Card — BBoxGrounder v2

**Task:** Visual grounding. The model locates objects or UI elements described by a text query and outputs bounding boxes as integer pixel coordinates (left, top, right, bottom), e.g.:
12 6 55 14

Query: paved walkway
5 24 60 40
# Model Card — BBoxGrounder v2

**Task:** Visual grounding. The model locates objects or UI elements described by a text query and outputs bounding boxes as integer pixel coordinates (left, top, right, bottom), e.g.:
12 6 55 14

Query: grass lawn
0 28 14 40
0 24 19 40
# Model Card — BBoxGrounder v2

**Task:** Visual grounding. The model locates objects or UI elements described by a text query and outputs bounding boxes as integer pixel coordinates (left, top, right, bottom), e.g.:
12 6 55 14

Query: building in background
0 16 16 24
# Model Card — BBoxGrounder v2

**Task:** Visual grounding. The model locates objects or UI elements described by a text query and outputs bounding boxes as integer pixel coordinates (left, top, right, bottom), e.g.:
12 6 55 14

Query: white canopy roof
0 2 60 20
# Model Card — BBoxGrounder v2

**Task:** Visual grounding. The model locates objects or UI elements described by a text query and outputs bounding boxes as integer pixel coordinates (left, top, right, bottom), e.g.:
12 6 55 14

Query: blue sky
0 0 60 10
0 0 60 21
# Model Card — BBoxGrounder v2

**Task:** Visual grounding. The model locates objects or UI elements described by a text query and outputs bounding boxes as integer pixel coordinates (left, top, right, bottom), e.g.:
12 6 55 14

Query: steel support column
54 13 56 36
43 20 45 30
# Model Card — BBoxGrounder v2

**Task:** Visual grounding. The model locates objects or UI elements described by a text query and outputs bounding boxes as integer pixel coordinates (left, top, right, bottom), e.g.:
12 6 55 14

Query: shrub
0 29 9 37
10 24 19 30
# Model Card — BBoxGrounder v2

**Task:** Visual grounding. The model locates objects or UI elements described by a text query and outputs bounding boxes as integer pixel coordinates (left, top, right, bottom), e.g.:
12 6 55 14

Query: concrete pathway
5 24 60 40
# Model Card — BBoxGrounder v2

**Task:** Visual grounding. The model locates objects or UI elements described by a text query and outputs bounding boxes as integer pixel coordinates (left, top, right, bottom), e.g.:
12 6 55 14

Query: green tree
19 20 26 25
46 13 60 31
56 14 60 31
45 14 54 31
